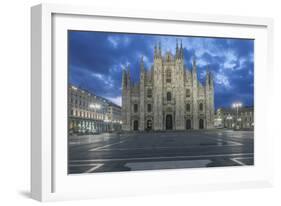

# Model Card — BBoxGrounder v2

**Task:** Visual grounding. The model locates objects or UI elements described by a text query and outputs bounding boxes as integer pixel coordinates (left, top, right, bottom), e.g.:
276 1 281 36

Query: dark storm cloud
68 31 254 108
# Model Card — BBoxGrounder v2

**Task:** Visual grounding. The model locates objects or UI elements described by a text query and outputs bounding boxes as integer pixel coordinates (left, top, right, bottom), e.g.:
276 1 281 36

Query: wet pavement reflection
68 129 254 174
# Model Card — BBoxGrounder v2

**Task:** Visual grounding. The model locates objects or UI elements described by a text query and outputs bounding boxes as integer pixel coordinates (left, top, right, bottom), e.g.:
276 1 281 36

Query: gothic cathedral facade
122 42 215 131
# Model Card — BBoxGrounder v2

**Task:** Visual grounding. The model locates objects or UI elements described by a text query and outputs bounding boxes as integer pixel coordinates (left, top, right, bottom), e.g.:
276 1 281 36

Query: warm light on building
89 103 101 110
215 106 254 130
232 102 242 108
68 85 122 134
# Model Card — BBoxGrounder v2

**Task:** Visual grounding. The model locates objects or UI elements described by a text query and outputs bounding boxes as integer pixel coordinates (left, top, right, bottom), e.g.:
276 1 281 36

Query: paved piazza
68 129 254 174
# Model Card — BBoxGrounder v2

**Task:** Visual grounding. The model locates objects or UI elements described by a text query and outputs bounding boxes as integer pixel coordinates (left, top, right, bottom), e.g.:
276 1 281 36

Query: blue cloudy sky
68 31 254 109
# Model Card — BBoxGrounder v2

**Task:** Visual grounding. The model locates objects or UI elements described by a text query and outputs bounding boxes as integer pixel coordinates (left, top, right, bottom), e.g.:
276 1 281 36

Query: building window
167 92 172 101
186 89 191 97
186 103 190 112
147 88 152 98
147 104 152 112
166 69 171 83
199 103 203 111
134 104 138 113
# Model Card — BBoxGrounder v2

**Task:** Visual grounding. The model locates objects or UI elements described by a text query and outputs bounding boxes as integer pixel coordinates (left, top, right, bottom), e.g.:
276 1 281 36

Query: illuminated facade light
232 102 242 108
89 103 101 110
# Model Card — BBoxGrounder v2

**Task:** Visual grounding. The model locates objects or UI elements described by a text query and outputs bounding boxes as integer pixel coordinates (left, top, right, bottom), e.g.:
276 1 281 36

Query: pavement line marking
84 163 103 173
231 157 253 166
202 136 243 146
69 163 104 173
125 159 212 170
69 163 103 167
88 140 126 151
96 140 243 151
70 153 254 163
234 157 254 160
224 140 242 146
231 158 246 166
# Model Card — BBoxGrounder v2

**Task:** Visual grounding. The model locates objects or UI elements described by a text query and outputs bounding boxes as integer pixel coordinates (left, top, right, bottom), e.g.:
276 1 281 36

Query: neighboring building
122 41 215 131
215 107 254 130
68 85 122 134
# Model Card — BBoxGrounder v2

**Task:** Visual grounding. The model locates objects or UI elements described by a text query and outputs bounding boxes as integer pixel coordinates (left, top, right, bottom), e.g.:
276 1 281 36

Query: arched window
166 69 171 83
186 89 191 97
186 103 190 112
199 103 203 111
147 104 152 112
147 88 152 98
167 92 172 101
134 104 138 113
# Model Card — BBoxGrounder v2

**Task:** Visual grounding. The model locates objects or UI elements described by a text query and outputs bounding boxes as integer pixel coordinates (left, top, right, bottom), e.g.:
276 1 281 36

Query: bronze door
186 119 191 129
166 115 173 130
133 120 139 131
199 119 204 129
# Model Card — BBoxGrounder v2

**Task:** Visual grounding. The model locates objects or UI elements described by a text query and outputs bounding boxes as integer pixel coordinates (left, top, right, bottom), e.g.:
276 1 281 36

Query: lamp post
232 102 242 130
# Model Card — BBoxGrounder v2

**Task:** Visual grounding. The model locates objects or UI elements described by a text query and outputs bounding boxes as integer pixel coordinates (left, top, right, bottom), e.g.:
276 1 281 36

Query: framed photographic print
31 3 274 201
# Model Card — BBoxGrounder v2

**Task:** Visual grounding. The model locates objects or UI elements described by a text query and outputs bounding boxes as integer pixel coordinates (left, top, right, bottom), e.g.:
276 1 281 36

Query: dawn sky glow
68 31 254 109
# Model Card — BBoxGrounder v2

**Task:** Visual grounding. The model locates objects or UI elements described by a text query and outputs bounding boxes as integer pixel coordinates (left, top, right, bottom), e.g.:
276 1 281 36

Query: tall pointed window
186 89 191 97
186 103 190 112
199 103 203 111
166 69 171 83
134 104 138 113
147 88 152 98
167 92 172 101
147 104 152 112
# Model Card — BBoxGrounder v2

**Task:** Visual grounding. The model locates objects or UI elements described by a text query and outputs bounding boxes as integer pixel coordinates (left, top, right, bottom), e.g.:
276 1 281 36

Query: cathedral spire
176 39 179 58
140 56 145 71
180 39 183 59
122 67 127 89
192 56 197 70
140 56 145 80
158 41 162 57
126 65 131 88
209 70 214 87
154 43 158 58
205 65 214 87
206 65 210 85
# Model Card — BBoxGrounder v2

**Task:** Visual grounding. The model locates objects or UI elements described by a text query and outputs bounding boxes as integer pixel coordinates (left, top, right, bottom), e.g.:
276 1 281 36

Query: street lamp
232 102 242 129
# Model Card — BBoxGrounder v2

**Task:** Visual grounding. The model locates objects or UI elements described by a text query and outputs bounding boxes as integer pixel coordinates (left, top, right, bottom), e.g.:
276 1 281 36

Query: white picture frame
31 3 274 202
